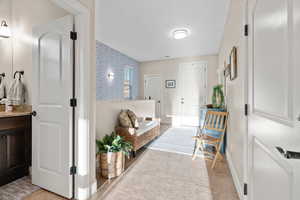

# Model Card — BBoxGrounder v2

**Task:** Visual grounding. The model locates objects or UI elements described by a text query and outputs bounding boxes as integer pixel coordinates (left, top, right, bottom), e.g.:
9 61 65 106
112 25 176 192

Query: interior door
144 75 161 118
32 15 74 198
179 62 207 126
248 0 300 200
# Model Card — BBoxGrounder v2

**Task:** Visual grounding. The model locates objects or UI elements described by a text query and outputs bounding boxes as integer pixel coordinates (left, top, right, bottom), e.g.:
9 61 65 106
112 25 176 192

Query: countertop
0 105 32 118
0 111 32 118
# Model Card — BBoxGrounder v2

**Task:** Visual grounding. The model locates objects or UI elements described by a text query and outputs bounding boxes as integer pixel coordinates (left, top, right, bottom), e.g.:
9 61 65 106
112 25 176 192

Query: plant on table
212 84 225 108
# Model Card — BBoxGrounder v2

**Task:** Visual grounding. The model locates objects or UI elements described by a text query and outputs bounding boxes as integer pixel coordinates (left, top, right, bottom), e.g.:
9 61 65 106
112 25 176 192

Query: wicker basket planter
100 151 125 179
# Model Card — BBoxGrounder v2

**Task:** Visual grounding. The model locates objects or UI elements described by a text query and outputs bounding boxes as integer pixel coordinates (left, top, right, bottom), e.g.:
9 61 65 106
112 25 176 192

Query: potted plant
212 84 225 108
96 132 132 179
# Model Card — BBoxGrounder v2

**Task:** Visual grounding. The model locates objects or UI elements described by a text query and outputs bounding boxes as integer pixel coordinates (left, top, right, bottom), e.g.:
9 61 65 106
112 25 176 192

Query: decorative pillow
119 110 133 128
127 110 139 129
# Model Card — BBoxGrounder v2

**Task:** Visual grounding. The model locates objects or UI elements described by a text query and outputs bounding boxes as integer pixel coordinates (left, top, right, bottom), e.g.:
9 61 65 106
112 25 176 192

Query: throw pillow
119 110 133 128
127 110 139 129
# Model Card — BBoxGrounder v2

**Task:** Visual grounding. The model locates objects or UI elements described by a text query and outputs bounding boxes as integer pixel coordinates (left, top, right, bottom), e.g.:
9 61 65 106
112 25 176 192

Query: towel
7 74 25 105
0 76 5 100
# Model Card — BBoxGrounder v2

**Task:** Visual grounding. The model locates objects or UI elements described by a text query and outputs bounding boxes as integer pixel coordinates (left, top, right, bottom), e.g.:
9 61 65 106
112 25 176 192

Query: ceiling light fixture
172 28 190 40
0 20 11 38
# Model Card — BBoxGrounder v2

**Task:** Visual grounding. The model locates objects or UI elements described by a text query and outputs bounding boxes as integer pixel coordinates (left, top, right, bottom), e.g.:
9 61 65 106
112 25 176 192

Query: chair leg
192 139 200 160
211 152 220 169
211 142 223 169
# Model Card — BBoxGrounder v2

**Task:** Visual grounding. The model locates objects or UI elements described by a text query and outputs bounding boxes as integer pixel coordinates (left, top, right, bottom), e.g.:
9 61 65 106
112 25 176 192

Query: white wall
11 0 68 104
218 0 246 198
96 100 156 139
139 55 218 124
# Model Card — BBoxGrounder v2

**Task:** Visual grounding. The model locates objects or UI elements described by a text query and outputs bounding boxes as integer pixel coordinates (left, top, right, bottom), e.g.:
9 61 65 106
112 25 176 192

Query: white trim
51 1 95 200
242 1 249 200
226 151 244 200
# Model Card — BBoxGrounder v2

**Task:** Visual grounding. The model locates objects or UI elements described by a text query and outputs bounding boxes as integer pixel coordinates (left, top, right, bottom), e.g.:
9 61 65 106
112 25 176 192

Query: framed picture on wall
165 80 176 88
230 46 237 80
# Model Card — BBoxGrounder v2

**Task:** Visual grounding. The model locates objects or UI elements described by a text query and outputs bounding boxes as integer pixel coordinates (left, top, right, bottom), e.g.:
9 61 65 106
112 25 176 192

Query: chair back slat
216 114 221 129
203 110 228 133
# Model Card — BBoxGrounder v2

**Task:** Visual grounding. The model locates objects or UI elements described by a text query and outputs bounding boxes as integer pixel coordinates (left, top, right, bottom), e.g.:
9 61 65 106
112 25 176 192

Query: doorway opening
144 74 162 118
0 0 94 200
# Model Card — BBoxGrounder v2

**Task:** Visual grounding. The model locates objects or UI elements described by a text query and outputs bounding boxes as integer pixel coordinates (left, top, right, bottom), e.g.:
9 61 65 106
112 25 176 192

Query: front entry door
247 0 300 199
178 62 207 126
32 15 74 198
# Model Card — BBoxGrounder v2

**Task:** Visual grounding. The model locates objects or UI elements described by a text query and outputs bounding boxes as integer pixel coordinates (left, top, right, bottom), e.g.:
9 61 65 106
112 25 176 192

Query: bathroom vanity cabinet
0 114 32 186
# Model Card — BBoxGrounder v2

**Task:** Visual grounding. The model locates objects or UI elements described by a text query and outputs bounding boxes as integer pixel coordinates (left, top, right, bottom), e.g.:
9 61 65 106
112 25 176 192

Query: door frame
144 74 162 118
50 1 96 199
243 0 249 199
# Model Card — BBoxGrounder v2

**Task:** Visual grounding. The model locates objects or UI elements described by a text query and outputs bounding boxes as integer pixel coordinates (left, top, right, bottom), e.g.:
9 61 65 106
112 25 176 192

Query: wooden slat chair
192 110 228 169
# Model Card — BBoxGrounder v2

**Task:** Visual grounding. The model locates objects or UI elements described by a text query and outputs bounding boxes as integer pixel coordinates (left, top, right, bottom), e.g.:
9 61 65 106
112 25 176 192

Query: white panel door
144 75 162 118
179 62 207 126
248 0 300 199
32 15 74 198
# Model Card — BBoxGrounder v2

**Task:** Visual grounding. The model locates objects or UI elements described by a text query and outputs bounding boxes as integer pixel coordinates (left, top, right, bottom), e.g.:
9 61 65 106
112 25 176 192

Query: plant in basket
96 132 132 179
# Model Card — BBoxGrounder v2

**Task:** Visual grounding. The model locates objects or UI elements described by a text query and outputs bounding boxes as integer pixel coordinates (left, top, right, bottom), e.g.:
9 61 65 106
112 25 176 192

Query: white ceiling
95 0 230 62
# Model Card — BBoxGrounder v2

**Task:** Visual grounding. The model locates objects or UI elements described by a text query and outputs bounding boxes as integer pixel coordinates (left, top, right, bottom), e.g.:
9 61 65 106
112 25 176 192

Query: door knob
31 111 37 117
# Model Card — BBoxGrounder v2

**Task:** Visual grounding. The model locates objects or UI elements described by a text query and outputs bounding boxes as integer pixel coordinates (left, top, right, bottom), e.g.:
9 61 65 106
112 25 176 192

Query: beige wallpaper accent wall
139 55 218 123
218 0 246 195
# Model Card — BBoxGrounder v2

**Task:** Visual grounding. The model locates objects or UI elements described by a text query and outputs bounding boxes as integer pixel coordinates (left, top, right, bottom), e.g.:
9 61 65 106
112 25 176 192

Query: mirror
0 0 13 101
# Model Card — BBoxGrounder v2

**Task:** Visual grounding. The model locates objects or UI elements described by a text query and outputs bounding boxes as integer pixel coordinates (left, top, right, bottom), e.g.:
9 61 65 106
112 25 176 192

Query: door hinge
244 104 248 116
70 31 77 40
70 98 77 107
70 166 77 175
244 183 248 195
244 24 249 36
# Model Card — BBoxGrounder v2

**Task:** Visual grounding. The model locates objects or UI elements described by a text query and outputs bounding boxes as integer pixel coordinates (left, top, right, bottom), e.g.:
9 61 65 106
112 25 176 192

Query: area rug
0 177 40 200
148 126 198 156
102 149 213 200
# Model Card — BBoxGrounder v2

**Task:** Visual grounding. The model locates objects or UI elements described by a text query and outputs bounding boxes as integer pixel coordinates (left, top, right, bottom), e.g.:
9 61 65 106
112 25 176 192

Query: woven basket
100 151 125 179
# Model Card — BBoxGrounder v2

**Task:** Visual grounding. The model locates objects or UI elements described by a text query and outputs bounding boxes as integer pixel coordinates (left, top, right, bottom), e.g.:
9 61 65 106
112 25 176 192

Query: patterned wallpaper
96 41 140 100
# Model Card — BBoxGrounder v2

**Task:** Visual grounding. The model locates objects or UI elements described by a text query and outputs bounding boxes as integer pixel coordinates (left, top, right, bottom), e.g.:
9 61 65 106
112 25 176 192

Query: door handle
276 146 300 159
31 111 37 117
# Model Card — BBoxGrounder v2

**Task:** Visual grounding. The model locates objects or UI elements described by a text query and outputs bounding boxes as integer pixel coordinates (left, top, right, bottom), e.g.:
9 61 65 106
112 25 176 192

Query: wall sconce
0 20 11 38
108 72 114 80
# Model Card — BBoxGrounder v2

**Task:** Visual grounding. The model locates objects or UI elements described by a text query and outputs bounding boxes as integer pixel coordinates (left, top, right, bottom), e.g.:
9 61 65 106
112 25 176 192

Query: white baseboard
226 151 244 200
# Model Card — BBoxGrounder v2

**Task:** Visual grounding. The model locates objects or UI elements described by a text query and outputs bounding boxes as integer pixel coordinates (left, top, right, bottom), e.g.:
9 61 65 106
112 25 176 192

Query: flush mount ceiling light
172 28 190 40
0 20 11 38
